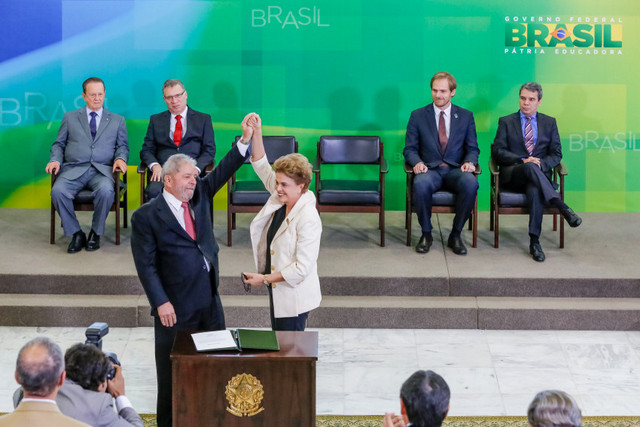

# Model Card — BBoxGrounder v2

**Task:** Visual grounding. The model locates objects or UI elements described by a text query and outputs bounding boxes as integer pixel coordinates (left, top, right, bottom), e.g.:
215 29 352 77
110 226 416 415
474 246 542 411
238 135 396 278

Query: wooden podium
171 330 318 427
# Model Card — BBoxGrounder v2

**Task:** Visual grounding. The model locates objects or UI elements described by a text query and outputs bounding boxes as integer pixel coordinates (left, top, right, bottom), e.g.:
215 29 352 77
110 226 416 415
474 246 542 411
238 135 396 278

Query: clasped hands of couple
240 112 262 140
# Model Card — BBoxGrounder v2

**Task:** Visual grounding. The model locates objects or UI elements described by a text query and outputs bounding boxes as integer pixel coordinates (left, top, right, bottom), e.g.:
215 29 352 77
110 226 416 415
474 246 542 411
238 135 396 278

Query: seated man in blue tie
139 79 216 200
491 82 582 262
46 77 129 254
404 71 479 255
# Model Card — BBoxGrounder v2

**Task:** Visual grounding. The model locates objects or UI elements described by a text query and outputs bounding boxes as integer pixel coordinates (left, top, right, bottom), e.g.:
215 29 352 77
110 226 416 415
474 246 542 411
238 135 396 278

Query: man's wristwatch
238 137 250 145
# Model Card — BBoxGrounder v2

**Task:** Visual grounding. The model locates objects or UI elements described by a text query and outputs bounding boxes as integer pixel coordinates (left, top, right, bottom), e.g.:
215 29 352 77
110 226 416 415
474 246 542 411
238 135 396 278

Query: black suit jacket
131 145 246 318
140 106 216 172
491 111 562 183
403 103 479 168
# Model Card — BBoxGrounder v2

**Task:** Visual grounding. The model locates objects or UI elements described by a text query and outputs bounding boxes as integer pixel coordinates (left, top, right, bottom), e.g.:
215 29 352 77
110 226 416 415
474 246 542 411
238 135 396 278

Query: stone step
1 274 638 299
1 294 639 331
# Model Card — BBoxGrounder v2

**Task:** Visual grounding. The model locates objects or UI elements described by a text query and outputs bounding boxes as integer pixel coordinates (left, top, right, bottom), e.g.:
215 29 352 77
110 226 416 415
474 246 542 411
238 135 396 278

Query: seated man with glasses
139 79 216 200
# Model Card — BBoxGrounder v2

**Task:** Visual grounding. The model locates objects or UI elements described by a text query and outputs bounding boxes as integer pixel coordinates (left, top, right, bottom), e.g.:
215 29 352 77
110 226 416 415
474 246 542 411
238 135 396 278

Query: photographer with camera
15 343 143 427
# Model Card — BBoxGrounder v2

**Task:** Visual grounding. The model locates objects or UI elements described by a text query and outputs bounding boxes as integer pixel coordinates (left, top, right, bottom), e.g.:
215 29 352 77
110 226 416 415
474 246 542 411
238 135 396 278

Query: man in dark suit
492 82 582 262
131 123 251 427
404 71 479 255
140 79 216 200
46 77 129 253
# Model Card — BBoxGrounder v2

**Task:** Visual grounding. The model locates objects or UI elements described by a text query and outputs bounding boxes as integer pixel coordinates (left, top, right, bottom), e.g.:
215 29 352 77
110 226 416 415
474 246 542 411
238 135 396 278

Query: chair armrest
488 158 499 176
555 161 568 176
137 163 147 174
380 157 389 174
403 162 413 175
473 163 482 176
312 157 321 173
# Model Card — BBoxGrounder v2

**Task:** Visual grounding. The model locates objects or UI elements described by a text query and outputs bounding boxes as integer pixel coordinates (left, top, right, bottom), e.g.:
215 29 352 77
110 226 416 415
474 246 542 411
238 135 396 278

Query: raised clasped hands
241 112 262 141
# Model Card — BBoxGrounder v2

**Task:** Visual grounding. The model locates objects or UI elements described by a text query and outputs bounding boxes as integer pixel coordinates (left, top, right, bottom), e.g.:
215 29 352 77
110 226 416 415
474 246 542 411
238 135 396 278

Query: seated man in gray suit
15 343 142 427
139 78 216 200
46 77 129 253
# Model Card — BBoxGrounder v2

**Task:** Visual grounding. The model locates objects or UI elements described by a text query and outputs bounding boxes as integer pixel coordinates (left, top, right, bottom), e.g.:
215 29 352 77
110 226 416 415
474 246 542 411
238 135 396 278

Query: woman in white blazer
241 113 322 330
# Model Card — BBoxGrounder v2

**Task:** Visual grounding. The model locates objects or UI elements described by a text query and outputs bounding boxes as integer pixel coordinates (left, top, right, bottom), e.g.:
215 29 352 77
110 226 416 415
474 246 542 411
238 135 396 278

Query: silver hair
162 79 185 91
520 81 543 100
161 154 197 181
528 390 582 427
16 337 64 397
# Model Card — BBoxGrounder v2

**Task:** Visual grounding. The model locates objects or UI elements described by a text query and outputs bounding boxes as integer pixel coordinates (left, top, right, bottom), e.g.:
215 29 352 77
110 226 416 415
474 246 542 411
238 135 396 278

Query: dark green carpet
137 414 640 426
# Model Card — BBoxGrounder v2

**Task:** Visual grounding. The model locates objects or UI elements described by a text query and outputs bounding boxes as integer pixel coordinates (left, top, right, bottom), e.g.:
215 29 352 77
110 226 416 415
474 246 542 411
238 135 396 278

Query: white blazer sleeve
251 155 277 193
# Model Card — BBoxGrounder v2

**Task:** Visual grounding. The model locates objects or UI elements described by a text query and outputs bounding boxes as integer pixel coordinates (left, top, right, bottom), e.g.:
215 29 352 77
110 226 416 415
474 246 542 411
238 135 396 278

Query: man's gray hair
16 337 64 397
163 79 185 91
162 154 197 181
520 81 543 100
528 390 582 427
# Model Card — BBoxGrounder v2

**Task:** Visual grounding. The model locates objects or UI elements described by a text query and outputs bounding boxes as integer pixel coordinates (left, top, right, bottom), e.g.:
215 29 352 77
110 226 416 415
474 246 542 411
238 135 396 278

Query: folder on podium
191 329 279 352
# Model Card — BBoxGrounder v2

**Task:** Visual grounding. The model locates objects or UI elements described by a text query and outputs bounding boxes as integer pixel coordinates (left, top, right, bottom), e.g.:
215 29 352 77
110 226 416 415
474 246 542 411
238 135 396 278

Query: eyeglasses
164 90 185 101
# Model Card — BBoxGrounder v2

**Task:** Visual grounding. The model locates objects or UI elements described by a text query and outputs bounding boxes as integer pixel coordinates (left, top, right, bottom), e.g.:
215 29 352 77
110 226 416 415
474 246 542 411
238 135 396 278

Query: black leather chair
313 136 388 246
404 163 481 248
50 172 127 245
489 157 567 248
226 136 298 246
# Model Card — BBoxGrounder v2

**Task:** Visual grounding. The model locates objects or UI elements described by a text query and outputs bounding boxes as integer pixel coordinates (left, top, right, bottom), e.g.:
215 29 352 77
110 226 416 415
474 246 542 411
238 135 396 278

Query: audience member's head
15 337 65 399
528 390 582 427
400 370 450 427
64 343 113 392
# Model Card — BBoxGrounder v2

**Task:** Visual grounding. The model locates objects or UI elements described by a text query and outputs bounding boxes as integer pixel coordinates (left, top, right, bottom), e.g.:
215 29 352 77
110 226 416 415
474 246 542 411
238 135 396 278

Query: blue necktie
89 112 97 140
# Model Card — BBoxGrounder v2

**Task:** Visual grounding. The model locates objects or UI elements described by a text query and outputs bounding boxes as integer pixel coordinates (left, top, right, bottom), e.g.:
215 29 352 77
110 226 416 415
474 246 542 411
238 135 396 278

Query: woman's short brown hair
273 153 313 191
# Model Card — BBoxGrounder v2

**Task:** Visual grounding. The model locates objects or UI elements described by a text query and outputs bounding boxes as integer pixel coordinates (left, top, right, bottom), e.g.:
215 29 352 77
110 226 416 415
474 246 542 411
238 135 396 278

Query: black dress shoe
67 231 86 254
529 242 546 262
447 235 467 255
415 233 433 253
86 230 101 251
562 207 582 228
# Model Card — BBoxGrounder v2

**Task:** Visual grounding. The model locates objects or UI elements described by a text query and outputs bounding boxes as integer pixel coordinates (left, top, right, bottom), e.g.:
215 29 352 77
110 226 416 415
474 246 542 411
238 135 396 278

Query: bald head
15 337 64 399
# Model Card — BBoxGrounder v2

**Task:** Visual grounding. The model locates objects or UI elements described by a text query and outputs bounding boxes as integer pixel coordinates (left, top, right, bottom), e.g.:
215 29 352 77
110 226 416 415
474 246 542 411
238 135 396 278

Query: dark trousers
267 285 309 331
412 165 478 235
503 162 559 238
154 294 225 427
145 181 164 200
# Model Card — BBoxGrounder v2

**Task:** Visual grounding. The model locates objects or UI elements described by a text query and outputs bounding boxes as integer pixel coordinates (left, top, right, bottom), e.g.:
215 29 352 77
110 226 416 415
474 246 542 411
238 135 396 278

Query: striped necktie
524 115 534 155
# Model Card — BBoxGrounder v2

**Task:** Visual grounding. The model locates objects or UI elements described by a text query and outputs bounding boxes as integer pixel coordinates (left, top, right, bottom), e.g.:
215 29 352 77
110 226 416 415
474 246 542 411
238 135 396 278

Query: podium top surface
171 330 318 360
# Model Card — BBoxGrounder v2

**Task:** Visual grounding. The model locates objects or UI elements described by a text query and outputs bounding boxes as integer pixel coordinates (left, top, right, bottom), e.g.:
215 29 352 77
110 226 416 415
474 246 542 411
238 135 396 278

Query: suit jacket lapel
155 195 193 240
448 105 458 145
424 104 439 149
162 110 171 139
94 108 111 141
512 111 526 148
78 107 92 141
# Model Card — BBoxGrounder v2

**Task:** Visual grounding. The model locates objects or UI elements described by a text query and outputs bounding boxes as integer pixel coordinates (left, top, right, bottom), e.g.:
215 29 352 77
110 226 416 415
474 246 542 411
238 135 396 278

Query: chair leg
472 198 478 248
489 201 494 231
115 199 121 246
559 216 565 249
123 193 128 229
50 204 56 245
379 209 385 247
227 208 233 247
494 208 499 248
553 213 558 231
406 209 412 247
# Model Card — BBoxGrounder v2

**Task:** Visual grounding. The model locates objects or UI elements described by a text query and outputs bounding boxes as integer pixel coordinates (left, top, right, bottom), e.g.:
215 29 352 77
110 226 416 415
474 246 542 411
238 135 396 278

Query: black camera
85 322 121 380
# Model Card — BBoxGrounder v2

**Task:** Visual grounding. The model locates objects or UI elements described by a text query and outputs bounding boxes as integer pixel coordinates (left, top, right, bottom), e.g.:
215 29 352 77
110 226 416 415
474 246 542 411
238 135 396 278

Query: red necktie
524 116 534 155
438 111 448 154
174 115 182 146
181 202 196 240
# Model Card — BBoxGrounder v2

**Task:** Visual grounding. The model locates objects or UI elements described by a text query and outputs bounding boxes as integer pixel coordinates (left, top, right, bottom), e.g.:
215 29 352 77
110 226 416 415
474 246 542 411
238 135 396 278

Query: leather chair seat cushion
498 190 557 207
230 181 271 205
74 182 126 203
318 180 381 205
431 191 456 206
